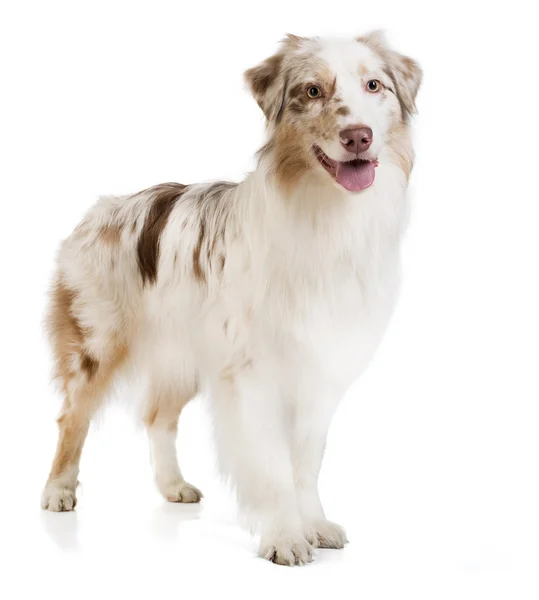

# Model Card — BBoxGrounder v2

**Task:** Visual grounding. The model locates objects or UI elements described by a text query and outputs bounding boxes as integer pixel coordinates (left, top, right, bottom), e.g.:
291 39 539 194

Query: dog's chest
259 228 401 388
298 254 400 386
214 185 406 387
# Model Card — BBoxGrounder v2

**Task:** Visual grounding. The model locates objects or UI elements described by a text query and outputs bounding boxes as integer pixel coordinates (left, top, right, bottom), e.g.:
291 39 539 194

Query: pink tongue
335 160 376 192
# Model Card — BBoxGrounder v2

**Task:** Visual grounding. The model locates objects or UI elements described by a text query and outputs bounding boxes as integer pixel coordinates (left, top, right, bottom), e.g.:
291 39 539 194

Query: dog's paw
161 481 203 503
259 531 314 566
305 519 348 549
41 486 77 512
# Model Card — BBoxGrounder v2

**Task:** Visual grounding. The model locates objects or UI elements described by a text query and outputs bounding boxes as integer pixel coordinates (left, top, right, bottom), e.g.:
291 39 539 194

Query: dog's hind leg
41 278 128 511
42 383 98 512
144 376 202 503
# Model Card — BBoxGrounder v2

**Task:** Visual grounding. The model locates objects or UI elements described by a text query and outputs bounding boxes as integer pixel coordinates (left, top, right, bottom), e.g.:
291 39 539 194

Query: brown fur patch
382 66 407 121
47 410 90 485
272 124 312 195
387 123 414 180
247 53 283 99
401 55 419 81
191 181 236 282
287 80 316 115
336 105 351 116
244 53 285 119
143 381 198 430
137 183 188 285
81 353 99 379
98 224 122 245
221 357 253 384
144 404 159 428
325 74 337 98
283 33 309 48
192 220 206 283
48 280 86 386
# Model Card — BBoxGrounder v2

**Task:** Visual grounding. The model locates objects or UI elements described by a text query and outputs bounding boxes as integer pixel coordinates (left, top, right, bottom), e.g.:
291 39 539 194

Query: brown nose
339 126 373 154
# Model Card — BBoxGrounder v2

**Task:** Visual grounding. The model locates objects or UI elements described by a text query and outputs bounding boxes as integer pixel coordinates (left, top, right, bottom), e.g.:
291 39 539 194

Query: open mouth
314 146 378 192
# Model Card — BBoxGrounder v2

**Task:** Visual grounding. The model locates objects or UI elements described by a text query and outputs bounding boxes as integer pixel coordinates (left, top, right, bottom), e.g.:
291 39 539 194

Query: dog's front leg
211 372 313 566
291 385 349 550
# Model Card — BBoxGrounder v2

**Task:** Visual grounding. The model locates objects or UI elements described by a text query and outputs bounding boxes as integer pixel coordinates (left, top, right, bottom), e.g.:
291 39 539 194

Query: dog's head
245 32 422 195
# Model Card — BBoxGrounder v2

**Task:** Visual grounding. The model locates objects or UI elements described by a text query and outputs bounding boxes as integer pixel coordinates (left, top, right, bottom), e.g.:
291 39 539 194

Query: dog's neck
228 148 408 284
239 148 407 233
244 153 350 220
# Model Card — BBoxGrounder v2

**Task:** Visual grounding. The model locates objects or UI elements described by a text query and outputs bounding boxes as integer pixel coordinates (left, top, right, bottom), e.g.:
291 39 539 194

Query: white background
1 1 537 598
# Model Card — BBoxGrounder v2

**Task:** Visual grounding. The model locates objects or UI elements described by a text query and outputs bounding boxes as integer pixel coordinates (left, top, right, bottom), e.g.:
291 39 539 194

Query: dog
41 31 421 566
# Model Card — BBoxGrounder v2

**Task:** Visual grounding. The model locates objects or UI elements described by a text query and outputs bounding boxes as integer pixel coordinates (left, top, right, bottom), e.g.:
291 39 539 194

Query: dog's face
245 32 422 194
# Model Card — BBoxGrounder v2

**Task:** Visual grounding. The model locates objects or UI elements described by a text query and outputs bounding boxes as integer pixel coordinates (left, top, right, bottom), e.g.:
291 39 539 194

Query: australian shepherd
42 31 422 566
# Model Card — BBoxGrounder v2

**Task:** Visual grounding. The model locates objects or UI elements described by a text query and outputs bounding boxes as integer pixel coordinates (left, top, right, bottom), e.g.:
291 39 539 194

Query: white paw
305 519 348 549
160 481 203 503
41 486 77 512
259 531 314 566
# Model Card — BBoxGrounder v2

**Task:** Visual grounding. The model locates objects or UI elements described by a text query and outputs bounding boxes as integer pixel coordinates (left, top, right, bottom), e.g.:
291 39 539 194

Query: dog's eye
307 86 322 99
366 80 381 93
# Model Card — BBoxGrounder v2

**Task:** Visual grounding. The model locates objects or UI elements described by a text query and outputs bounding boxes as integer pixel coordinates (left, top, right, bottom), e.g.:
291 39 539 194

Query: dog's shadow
151 501 203 541
40 509 80 550
41 500 203 551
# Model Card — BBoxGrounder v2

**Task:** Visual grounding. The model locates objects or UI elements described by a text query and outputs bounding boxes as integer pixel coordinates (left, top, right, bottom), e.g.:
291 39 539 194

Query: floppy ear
359 30 422 117
244 53 287 122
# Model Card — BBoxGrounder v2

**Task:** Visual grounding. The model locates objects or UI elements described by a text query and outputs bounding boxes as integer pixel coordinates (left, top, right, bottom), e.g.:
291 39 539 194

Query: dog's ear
359 30 422 117
245 53 287 122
